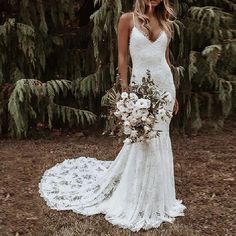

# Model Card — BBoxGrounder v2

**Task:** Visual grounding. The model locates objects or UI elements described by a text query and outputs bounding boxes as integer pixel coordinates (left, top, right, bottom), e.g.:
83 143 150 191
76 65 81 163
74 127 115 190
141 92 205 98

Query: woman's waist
131 65 175 90
131 62 171 75
131 66 173 83
130 74 175 96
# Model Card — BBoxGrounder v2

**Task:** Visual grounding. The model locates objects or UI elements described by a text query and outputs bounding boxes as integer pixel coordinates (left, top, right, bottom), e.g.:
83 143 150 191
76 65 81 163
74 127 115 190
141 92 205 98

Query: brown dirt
0 119 235 236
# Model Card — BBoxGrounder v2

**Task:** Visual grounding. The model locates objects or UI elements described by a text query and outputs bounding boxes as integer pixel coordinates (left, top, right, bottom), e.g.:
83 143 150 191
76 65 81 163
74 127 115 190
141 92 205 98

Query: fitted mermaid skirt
39 129 185 231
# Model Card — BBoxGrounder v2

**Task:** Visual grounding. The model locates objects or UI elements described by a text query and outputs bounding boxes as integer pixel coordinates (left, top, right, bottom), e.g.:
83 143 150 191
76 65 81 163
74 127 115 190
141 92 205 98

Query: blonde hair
133 0 176 42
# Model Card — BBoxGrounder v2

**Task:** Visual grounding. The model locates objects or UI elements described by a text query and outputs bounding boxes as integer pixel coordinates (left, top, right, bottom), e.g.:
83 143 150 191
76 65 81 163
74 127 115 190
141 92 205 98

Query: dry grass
0 118 235 236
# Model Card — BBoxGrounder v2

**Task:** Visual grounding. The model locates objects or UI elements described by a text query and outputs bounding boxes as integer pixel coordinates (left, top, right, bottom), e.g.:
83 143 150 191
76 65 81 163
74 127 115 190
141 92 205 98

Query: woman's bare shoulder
119 12 133 24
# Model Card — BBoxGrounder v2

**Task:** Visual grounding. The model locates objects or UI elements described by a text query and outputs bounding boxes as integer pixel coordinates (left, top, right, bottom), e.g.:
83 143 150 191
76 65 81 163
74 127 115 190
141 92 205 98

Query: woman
39 0 186 232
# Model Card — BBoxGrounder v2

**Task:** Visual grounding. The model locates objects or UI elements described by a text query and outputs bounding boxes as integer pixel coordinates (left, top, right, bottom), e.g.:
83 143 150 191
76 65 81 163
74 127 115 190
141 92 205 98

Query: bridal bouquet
113 72 172 144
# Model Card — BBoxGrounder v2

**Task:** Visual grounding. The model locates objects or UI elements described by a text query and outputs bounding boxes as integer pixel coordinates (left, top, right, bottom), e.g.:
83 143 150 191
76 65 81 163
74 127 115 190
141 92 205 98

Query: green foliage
8 79 96 138
98 0 235 133
73 0 122 99
0 0 235 138
0 0 97 138
176 0 236 131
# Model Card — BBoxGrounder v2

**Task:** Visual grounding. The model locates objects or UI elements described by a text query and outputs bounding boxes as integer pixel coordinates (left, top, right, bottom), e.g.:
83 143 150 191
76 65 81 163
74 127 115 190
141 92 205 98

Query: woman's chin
150 3 160 7
145 0 161 7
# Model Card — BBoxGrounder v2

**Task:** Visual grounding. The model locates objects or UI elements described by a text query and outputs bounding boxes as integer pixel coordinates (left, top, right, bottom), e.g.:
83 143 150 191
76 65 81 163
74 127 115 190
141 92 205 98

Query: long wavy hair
133 0 176 41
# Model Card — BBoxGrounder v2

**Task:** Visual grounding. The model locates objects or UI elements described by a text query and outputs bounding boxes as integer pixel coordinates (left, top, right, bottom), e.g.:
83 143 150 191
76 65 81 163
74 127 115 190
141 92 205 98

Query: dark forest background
0 0 235 138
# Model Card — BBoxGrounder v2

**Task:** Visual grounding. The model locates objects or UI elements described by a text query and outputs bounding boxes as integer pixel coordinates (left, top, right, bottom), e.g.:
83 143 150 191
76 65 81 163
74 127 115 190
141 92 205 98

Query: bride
39 0 186 232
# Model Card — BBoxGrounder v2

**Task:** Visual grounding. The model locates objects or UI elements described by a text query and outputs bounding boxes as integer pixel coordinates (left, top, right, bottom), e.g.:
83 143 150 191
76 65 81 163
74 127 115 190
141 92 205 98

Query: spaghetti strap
132 12 135 27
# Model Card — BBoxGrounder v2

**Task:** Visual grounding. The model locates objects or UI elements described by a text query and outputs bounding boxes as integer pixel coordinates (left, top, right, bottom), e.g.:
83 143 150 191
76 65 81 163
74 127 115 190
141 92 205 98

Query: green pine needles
0 0 97 138
179 0 236 131
8 79 96 138
0 0 235 138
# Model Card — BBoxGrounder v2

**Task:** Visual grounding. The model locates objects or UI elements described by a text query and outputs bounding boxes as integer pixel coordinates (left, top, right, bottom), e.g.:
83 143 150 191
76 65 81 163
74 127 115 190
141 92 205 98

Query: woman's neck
145 6 157 18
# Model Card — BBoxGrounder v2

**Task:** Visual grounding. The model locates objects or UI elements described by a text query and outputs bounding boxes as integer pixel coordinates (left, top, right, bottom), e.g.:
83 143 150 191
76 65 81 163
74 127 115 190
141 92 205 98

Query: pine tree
174 0 236 132
0 0 97 138
0 0 235 138
100 0 236 133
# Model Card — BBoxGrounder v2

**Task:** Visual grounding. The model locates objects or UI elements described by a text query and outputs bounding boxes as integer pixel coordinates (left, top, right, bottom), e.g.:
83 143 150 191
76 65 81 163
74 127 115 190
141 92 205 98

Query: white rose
146 118 152 125
129 93 138 101
144 126 151 133
118 105 126 113
125 107 133 114
114 111 121 117
124 120 131 127
141 116 147 122
116 100 123 108
135 98 151 109
130 117 138 126
126 100 135 109
123 138 132 144
124 127 132 135
121 92 129 99
121 113 129 120
132 109 142 119
139 136 144 142
141 109 149 118
130 130 138 137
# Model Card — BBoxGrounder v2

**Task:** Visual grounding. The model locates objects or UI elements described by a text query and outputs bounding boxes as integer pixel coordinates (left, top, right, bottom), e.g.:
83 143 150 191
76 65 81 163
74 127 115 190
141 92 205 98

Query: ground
0 118 235 236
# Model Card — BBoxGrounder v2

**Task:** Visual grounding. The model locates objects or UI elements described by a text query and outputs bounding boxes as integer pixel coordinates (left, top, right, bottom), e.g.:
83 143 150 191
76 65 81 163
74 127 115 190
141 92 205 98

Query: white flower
114 111 121 117
146 117 152 125
132 109 142 119
121 113 129 120
124 120 131 127
135 98 151 109
139 136 144 142
118 105 126 113
116 100 123 108
141 116 147 122
121 92 129 99
123 138 132 144
144 125 151 133
141 109 149 117
125 107 133 114
129 117 138 126
158 108 166 117
130 130 138 137
129 93 138 101
116 100 126 113
126 100 135 109
124 127 132 135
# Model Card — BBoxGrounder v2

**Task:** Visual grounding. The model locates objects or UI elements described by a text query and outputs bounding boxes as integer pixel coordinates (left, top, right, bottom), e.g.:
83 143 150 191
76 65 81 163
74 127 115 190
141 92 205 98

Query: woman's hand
121 83 129 93
122 87 129 93
120 79 129 93
173 99 179 115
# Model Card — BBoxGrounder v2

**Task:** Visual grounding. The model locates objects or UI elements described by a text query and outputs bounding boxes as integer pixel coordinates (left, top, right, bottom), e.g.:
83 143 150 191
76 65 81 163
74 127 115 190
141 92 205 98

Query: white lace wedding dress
39 13 186 232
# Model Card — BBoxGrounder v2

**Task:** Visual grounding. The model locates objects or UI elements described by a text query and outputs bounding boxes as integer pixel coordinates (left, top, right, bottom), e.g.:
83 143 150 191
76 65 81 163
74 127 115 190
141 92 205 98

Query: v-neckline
132 26 164 44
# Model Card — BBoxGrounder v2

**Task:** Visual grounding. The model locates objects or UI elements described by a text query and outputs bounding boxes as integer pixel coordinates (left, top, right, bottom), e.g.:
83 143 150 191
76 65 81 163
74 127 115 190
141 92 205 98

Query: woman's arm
117 13 131 92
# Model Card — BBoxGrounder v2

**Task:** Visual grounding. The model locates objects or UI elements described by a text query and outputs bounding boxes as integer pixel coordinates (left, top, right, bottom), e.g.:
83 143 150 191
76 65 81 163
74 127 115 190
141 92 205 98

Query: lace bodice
129 14 175 96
